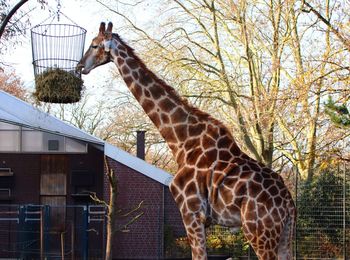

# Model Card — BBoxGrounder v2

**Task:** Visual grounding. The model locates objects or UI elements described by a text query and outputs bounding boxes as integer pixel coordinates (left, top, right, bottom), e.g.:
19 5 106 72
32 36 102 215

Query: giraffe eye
91 45 98 49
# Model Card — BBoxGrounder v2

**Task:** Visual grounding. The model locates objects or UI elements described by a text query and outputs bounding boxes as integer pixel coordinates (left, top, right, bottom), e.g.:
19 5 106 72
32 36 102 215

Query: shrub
297 170 349 258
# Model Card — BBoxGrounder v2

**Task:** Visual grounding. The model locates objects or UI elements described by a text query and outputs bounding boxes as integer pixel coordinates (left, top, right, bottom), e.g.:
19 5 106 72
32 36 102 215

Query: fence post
71 221 75 260
45 205 50 257
18 205 25 259
294 166 298 260
82 206 89 260
40 206 44 260
61 231 65 260
343 163 346 260
102 211 106 260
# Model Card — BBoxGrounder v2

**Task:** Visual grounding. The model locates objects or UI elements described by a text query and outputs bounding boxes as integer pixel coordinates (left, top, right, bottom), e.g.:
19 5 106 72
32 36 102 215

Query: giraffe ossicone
77 22 296 260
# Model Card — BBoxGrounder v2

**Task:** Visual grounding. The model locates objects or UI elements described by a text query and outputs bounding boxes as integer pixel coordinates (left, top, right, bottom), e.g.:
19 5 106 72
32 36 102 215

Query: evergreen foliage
324 96 350 128
297 170 349 258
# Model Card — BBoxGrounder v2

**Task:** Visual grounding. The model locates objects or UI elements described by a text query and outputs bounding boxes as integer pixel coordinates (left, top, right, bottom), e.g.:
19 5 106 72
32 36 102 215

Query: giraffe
77 22 296 260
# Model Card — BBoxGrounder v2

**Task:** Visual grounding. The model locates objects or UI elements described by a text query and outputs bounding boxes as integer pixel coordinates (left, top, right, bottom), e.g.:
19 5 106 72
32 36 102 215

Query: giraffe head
77 22 114 74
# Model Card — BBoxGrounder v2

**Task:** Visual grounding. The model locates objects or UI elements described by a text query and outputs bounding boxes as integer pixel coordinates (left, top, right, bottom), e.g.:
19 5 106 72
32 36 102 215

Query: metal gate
0 204 106 260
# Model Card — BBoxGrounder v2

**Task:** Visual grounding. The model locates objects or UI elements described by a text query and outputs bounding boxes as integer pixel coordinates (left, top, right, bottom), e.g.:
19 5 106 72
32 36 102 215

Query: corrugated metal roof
0 90 173 186
104 143 173 187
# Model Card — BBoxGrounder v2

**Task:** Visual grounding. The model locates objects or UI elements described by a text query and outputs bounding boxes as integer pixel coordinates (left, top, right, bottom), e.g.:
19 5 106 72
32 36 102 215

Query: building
0 90 185 259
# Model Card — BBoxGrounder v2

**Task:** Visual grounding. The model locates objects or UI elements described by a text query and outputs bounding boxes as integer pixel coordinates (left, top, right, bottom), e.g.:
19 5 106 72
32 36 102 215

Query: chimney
136 130 146 160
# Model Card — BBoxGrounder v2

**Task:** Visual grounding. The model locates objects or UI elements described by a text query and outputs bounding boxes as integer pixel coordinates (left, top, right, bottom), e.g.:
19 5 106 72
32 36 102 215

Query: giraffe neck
109 34 243 166
110 34 193 152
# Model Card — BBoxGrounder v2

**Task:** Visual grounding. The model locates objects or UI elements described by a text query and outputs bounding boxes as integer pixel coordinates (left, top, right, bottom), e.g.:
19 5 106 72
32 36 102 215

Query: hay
34 68 84 103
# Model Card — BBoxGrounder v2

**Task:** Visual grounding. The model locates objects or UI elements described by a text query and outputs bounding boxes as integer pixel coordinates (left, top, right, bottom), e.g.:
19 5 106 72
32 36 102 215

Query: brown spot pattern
159 98 176 112
171 107 187 123
80 31 297 259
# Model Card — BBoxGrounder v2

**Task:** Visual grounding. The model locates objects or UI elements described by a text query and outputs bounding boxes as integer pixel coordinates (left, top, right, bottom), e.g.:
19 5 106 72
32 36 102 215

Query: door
40 155 68 231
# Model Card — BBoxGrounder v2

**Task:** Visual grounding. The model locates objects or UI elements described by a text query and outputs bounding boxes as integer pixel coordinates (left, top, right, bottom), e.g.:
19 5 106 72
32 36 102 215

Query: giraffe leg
242 221 279 260
169 169 208 259
277 215 293 260
182 212 207 260
241 200 280 260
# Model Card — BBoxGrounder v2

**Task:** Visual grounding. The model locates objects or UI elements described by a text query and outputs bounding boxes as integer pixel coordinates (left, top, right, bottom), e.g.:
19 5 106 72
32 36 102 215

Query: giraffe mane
112 33 188 103
112 33 234 138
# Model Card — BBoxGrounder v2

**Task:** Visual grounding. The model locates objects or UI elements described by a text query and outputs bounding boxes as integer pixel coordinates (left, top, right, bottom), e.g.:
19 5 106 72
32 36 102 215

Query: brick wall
105 157 185 259
164 188 186 238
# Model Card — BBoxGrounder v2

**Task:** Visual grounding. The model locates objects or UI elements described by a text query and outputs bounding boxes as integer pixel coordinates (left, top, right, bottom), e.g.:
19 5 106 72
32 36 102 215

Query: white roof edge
0 90 104 145
104 142 174 186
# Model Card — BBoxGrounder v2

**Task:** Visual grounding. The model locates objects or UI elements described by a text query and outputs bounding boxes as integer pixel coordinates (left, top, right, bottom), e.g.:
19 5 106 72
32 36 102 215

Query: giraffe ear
106 22 113 33
99 22 106 35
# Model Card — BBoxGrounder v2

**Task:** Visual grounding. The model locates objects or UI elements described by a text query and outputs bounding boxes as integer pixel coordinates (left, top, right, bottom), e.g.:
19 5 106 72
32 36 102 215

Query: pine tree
324 97 350 128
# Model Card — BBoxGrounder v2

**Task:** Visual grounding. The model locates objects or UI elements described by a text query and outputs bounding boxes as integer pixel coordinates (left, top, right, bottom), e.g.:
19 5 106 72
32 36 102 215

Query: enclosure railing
0 165 349 260
164 165 349 260
0 204 105 260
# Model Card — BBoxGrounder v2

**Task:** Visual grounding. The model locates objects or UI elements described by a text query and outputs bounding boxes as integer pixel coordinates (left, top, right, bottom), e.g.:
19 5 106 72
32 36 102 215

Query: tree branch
302 1 350 53
95 0 166 52
119 201 144 218
115 211 144 233
0 0 29 40
89 192 109 207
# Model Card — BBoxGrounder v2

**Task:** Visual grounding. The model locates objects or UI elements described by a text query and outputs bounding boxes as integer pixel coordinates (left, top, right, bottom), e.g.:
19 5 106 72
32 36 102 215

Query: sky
2 0 155 97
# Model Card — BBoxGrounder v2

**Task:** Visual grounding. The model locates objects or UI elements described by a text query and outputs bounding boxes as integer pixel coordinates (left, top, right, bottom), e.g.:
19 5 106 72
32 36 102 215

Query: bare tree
0 68 27 100
0 0 47 55
0 0 28 40
95 0 349 181
90 158 144 260
302 0 350 53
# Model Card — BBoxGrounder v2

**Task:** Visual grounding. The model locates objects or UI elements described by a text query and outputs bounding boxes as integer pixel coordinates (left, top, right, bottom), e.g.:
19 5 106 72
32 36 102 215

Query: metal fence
295 167 350 259
164 165 350 260
0 166 349 259
164 223 258 259
0 204 106 260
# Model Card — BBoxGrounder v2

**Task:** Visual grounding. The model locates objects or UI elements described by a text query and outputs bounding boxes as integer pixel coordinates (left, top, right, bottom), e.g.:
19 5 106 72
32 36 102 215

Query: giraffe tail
278 198 296 260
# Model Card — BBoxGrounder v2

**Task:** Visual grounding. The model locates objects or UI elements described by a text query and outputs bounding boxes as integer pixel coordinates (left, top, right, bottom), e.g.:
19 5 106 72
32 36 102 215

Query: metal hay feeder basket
31 23 86 103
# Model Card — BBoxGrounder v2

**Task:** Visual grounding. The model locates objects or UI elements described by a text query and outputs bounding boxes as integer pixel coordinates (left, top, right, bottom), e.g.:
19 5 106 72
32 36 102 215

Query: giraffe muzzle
76 63 83 72
76 63 89 75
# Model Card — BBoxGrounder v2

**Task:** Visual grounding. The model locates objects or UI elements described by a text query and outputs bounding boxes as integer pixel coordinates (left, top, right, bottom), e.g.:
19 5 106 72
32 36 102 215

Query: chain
56 0 61 22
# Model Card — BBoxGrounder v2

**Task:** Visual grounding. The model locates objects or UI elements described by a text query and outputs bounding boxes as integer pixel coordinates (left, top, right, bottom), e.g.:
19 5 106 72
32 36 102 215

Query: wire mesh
31 23 86 77
0 204 20 259
1 167 349 259
164 167 350 260
296 168 349 259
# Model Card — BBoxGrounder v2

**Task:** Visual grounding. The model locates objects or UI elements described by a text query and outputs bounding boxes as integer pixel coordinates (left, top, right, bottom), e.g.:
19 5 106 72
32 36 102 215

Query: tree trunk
105 160 118 260
105 209 116 260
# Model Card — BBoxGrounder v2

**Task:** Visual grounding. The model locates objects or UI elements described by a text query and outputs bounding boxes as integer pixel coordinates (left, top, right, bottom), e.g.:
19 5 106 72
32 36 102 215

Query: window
0 131 20 152
0 122 88 153
0 122 20 130
66 138 87 153
22 130 43 152
43 133 64 152
48 140 60 151
0 122 20 152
